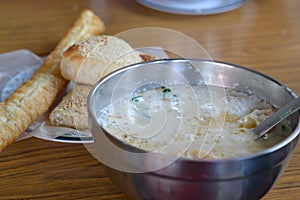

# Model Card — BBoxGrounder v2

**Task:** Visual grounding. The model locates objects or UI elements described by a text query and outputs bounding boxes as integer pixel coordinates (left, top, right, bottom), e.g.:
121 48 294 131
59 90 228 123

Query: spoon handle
253 96 300 139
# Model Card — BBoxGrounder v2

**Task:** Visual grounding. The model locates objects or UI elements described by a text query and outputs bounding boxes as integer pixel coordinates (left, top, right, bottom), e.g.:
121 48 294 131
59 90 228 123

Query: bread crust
60 35 143 85
0 10 105 151
49 84 92 130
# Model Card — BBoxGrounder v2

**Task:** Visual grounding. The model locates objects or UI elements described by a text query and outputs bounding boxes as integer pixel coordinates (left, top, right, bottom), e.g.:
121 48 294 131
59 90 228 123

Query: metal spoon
253 96 300 140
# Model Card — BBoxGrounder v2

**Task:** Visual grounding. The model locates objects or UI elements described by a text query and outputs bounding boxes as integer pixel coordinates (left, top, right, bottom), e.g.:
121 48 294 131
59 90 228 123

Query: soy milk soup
98 85 291 159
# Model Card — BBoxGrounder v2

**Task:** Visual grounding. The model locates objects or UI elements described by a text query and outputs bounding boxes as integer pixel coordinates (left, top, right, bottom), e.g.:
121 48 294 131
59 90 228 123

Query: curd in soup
98 85 291 159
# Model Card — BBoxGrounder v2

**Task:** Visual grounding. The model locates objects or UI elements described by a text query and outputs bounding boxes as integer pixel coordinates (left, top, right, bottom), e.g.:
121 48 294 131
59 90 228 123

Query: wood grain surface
0 0 299 199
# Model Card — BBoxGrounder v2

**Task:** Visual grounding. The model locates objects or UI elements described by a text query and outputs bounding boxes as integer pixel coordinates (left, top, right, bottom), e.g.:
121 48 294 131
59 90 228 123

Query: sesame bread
49 84 92 129
49 51 157 129
60 35 143 85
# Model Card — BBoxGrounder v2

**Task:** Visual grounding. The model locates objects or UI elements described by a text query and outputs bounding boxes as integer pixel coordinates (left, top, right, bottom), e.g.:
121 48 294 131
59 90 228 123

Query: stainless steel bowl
88 59 300 200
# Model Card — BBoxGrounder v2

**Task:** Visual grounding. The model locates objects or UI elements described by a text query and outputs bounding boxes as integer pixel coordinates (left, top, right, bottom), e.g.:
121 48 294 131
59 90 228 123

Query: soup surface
98 85 290 159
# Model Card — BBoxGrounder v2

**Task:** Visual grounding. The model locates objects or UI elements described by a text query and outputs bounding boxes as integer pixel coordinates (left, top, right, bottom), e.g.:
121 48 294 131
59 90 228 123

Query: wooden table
0 0 299 199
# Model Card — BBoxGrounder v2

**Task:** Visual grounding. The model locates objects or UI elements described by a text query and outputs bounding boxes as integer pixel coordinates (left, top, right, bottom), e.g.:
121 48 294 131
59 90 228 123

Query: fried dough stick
0 10 105 151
